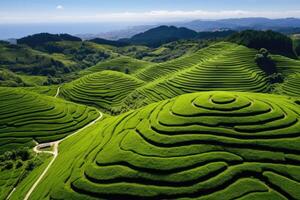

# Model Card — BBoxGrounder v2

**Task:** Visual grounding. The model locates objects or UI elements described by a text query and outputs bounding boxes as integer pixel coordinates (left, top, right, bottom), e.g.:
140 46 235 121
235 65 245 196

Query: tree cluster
229 30 296 58
17 33 82 47
0 147 31 170
255 48 283 83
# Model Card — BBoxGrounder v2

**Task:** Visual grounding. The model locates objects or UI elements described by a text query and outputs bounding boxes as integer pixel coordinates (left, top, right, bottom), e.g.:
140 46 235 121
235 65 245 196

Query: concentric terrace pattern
51 91 300 200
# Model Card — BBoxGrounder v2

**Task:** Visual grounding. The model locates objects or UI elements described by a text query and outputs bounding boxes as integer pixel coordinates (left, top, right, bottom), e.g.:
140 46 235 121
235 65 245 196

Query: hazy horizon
0 22 151 39
1 0 300 39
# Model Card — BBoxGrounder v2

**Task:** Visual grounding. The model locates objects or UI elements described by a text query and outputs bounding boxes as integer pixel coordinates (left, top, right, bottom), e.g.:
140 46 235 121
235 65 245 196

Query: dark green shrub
255 48 277 75
229 30 296 57
3 151 14 160
3 161 14 170
16 148 31 161
25 161 35 171
16 160 23 169
268 73 284 84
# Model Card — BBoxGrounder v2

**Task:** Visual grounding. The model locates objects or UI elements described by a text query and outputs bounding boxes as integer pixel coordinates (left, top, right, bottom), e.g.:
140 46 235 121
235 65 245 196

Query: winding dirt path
18 86 103 200
54 86 60 98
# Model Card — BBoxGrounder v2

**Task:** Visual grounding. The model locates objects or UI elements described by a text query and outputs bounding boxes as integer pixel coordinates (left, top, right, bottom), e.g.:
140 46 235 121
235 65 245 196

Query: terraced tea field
26 91 300 200
277 73 300 97
134 42 238 82
273 55 300 75
129 44 270 105
60 70 145 113
0 87 99 153
21 86 59 97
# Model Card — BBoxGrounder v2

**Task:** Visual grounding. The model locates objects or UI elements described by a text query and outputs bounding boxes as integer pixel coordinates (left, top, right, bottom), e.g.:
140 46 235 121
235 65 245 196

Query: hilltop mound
29 91 300 200
0 87 99 153
81 56 152 75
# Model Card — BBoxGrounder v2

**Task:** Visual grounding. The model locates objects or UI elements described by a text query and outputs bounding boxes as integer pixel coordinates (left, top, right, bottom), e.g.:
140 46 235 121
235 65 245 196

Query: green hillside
0 69 28 87
273 55 300 75
26 91 300 200
292 34 300 57
276 73 300 96
0 42 78 77
134 42 237 82
21 86 59 97
0 87 99 153
128 43 270 106
60 70 145 114
0 152 50 200
81 56 152 75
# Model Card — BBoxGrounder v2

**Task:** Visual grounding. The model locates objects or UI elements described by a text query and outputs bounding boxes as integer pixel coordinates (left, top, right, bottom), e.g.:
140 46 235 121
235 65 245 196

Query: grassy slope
20 85 59 97
25 118 108 200
0 69 49 87
28 91 300 200
0 43 77 74
0 87 99 153
17 75 48 86
9 154 53 200
1 153 51 200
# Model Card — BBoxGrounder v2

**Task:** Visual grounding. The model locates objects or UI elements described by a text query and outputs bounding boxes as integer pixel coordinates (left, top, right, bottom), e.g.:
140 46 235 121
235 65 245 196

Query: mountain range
84 17 300 40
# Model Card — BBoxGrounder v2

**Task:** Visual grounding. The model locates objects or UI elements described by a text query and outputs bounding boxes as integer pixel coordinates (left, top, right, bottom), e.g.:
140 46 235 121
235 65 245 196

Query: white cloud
56 5 64 10
1 9 300 23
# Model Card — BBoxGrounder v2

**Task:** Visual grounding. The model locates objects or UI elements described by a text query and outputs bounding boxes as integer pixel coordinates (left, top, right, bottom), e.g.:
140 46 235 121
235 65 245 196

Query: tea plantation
1 38 300 200
25 91 300 200
0 87 99 153
60 70 145 113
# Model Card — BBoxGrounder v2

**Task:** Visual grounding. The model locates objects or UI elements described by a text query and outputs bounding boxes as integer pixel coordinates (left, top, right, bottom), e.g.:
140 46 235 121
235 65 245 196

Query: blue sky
1 0 300 23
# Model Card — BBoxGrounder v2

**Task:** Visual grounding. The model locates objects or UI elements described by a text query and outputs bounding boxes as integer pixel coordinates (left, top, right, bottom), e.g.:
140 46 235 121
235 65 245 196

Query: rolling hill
0 87 99 153
24 91 300 200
